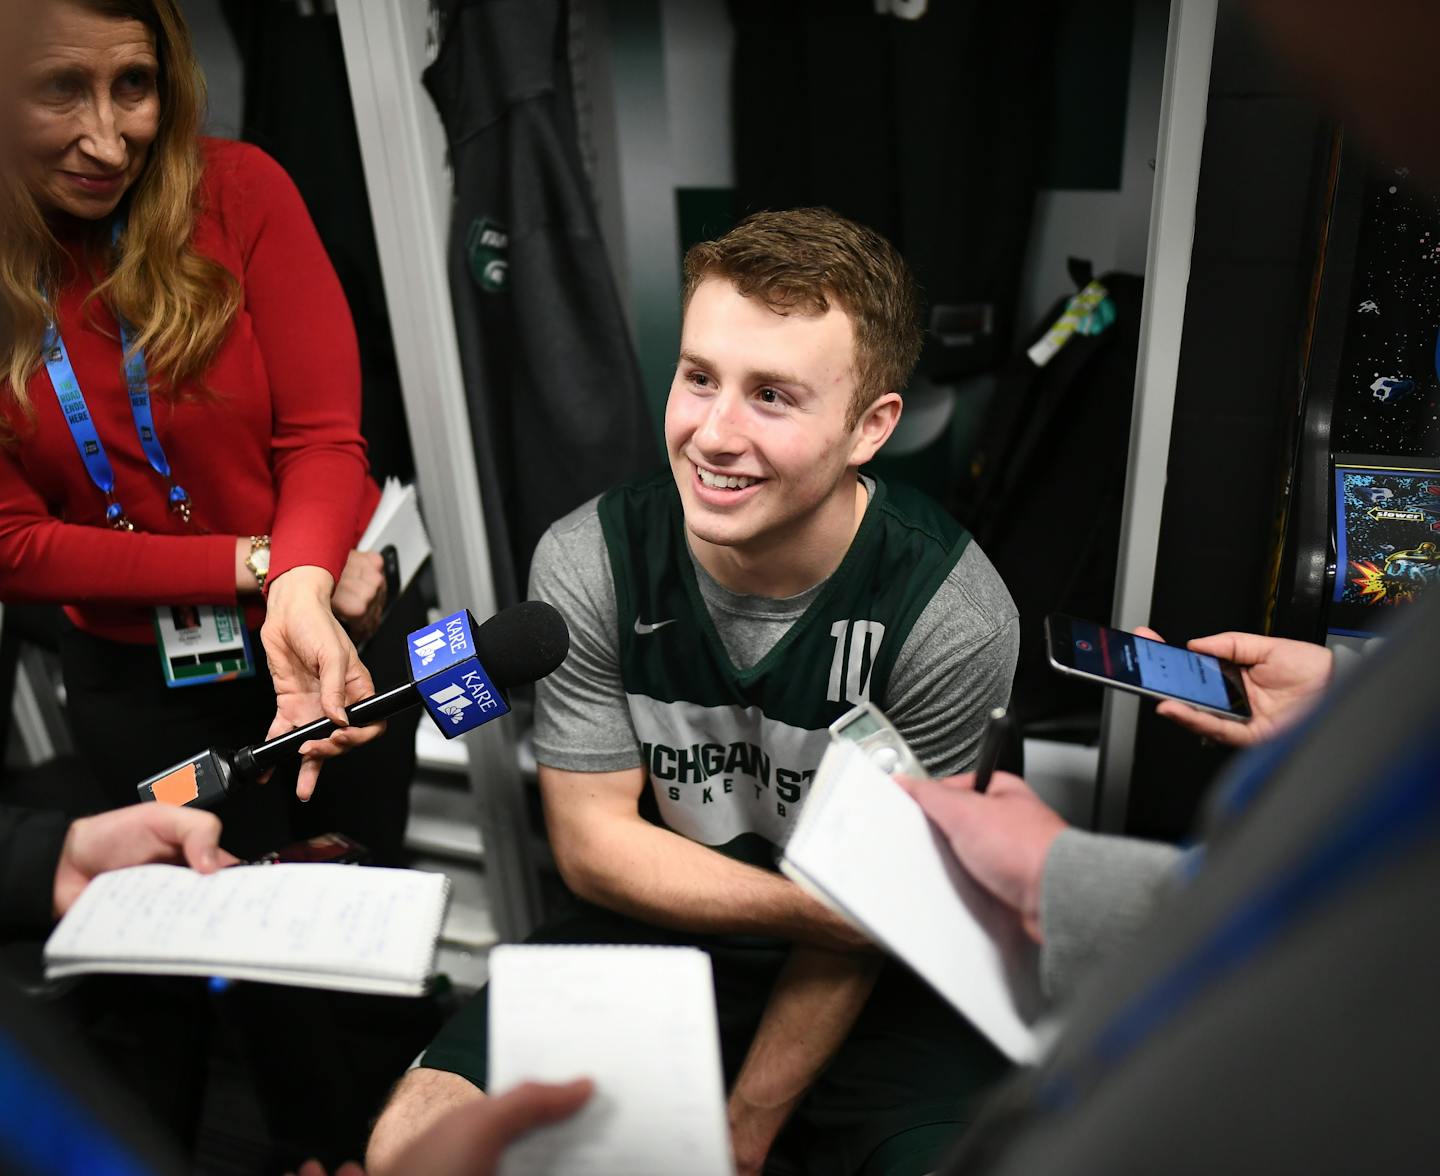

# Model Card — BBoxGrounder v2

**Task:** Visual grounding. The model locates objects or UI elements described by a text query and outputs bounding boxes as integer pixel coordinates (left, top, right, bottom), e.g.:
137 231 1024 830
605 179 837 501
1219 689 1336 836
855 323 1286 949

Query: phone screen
1049 616 1247 715
249 832 369 866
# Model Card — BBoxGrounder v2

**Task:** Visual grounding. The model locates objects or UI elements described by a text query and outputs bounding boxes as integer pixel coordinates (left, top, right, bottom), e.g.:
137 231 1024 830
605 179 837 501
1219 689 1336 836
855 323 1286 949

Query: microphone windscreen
473 600 570 688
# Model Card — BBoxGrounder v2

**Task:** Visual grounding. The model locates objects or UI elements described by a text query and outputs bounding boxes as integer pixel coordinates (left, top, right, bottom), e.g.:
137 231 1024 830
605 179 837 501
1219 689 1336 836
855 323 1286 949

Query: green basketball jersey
597 471 971 866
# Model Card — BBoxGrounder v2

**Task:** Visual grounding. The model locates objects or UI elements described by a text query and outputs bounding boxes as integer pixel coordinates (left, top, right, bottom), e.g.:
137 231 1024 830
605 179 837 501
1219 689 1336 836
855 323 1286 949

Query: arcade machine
1270 145 1440 645
1126 4 1440 841
1129 126 1440 843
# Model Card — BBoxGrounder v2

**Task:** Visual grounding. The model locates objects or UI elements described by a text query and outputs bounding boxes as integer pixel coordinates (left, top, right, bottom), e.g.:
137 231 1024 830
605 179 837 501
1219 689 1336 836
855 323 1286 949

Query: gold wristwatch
245 534 272 591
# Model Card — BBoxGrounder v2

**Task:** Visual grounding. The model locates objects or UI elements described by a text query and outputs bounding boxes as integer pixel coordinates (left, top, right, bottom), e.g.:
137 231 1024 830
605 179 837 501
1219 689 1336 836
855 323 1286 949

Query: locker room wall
578 0 1169 445
1016 1 1168 332
179 0 243 138
1127 0 1334 840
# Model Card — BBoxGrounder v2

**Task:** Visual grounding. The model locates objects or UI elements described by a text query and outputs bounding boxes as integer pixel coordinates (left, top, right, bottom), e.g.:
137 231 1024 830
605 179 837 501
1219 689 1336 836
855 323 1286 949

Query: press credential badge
154 604 255 688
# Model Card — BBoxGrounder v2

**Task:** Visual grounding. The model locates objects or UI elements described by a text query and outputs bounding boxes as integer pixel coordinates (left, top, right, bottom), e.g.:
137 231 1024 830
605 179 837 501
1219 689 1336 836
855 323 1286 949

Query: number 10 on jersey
827 619 886 705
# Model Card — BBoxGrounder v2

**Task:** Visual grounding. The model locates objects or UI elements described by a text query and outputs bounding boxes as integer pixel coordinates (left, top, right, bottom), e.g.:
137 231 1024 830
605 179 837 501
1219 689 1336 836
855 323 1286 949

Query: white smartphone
1043 614 1251 721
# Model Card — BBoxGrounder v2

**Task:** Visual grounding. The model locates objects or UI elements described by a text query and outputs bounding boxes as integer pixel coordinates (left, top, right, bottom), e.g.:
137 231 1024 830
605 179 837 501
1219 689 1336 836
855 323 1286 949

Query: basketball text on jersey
630 695 831 847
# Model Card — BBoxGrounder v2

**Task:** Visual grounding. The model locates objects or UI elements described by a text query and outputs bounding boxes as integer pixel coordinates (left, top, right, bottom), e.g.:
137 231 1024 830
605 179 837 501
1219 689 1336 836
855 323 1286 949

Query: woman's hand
261 565 385 800
331 549 388 645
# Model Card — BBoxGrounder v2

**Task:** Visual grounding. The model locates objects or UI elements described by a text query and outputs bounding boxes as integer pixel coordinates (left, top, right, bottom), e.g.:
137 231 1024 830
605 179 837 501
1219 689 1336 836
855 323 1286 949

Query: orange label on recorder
151 763 200 807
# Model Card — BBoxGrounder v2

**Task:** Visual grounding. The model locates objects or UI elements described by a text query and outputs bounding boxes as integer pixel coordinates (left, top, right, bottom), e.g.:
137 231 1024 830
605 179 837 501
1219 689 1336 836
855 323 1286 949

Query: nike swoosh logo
634 617 678 635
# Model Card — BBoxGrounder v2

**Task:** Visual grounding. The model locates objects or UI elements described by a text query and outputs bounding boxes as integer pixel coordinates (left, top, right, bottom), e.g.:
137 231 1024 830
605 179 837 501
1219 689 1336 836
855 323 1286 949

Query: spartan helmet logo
482 258 508 288
466 217 510 294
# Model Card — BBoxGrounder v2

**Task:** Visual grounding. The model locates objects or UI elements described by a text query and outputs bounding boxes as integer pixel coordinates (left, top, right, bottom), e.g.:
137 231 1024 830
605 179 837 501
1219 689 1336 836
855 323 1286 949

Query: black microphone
137 600 569 808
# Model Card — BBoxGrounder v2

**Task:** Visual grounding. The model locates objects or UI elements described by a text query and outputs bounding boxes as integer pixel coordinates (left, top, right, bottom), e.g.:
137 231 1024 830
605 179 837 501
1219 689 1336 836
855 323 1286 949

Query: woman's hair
0 0 240 435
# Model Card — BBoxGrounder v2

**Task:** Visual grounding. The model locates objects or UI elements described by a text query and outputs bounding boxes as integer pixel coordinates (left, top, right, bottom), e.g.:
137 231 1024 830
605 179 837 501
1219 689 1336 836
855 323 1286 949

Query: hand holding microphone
261 565 381 800
138 601 570 809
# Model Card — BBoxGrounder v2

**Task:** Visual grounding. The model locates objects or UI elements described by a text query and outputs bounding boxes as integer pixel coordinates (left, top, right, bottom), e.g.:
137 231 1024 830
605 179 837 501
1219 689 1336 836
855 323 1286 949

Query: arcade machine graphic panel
1330 455 1440 636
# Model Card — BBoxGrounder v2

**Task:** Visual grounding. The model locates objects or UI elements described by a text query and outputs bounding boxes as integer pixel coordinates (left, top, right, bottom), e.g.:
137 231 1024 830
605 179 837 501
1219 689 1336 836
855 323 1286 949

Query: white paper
489 945 733 1176
781 742 1048 1063
358 477 432 594
45 864 449 995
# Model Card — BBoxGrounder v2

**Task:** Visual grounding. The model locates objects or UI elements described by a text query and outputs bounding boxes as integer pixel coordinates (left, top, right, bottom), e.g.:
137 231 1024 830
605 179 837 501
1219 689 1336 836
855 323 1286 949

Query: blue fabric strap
113 312 191 523
40 217 192 529
111 219 190 522
41 322 131 529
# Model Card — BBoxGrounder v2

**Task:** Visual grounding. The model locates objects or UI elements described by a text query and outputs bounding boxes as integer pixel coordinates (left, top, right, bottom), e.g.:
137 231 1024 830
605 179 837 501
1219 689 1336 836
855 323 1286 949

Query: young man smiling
369 210 1019 1176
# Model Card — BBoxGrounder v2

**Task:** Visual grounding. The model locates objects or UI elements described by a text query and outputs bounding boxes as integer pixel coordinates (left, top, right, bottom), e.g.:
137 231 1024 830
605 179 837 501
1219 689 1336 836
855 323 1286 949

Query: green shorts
420 903 1011 1175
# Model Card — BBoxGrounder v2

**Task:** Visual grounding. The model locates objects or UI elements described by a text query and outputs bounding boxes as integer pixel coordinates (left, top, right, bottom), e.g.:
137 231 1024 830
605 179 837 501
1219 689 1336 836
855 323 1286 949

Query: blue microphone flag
407 609 510 737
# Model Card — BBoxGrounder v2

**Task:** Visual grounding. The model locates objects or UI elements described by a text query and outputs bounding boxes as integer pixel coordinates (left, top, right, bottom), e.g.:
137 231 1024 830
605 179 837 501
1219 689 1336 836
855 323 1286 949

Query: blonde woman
0 0 389 853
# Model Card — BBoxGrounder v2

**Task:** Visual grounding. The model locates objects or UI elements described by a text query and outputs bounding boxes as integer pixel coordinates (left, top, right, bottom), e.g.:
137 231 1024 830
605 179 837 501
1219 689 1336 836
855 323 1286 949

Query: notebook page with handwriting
489 944 733 1176
44 863 448 996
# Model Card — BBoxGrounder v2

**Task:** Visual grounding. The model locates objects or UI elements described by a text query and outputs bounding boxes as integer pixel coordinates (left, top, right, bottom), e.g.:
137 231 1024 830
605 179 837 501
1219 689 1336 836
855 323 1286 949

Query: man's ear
847 392 903 466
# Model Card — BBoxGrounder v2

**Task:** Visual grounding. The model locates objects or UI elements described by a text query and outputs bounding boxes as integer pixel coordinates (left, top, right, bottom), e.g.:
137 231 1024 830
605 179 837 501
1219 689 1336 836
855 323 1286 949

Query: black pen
972 707 1012 795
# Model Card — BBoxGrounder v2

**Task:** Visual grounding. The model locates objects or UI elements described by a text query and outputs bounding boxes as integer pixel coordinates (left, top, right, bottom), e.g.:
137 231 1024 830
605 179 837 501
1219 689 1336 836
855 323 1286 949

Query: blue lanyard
41 218 192 531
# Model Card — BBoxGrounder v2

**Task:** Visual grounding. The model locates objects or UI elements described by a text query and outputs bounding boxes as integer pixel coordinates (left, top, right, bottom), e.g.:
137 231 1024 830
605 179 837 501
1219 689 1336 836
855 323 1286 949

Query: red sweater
0 139 380 643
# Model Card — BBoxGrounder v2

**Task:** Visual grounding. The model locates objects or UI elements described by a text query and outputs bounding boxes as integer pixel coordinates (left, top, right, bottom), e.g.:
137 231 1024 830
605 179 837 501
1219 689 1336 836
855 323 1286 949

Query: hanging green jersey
598 471 971 867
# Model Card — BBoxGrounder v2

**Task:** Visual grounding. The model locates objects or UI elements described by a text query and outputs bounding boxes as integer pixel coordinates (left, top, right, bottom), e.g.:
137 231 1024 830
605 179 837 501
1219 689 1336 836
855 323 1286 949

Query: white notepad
44 863 450 996
781 742 1050 1063
358 477 432 596
488 944 733 1176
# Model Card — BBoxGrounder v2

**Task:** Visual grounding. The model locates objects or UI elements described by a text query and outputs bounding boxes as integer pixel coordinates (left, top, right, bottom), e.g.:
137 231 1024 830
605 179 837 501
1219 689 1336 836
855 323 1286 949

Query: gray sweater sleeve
1038 829 1187 1002
528 501 644 773
884 541 1020 778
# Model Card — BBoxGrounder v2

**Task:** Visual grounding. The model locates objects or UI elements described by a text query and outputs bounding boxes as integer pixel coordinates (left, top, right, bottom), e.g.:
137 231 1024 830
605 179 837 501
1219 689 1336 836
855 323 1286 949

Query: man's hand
729 1099 782 1176
352 1079 592 1176
1136 626 1333 748
52 805 239 918
262 565 384 800
897 771 1067 942
331 550 387 645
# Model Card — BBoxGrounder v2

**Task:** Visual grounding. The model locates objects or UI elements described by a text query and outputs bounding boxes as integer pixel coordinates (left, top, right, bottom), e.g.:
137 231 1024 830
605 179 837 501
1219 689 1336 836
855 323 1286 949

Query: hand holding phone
248 832 369 866
1139 628 1333 748
1044 614 1251 722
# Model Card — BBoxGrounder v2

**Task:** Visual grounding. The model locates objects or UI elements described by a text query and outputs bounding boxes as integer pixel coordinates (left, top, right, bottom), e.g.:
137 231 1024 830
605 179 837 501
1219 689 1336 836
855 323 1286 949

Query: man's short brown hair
681 208 922 428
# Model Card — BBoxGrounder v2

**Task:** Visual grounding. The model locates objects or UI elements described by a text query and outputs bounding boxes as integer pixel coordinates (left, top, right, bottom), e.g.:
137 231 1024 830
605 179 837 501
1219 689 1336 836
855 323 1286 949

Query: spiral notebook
44 863 450 996
488 944 733 1176
781 741 1049 1063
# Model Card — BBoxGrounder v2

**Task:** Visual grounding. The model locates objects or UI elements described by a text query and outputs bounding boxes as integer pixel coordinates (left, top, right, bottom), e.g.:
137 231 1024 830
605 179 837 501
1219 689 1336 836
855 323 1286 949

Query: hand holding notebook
488 944 734 1176
44 862 450 996
781 742 1050 1063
